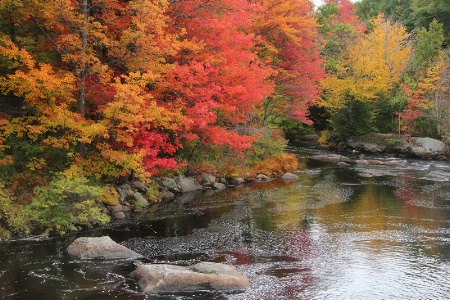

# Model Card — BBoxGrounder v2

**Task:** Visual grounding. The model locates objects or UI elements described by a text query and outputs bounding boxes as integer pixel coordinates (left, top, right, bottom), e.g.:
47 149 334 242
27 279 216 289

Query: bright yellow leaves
321 15 412 110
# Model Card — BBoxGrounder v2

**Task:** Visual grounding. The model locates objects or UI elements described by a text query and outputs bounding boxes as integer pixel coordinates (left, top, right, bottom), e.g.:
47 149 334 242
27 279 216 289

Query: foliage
244 129 287 165
98 185 119 206
250 153 299 176
145 180 164 203
11 173 47 205
26 174 109 235
253 0 325 126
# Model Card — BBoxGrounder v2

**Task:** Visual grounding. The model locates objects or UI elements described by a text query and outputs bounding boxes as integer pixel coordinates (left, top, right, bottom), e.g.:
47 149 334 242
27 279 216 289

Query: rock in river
130 262 250 293
67 236 143 260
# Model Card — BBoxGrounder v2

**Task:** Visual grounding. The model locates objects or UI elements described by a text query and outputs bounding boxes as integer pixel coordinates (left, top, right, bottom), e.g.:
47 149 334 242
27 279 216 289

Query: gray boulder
212 182 226 190
176 176 203 193
281 172 299 181
116 184 130 202
410 137 445 156
67 236 143 259
131 180 148 193
160 177 179 192
163 191 176 201
230 177 245 185
130 262 249 293
202 174 217 186
348 133 446 157
256 174 271 181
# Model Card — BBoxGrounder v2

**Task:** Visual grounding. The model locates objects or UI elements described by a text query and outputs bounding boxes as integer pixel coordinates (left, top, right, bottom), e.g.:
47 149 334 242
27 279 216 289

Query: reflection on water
1 149 450 299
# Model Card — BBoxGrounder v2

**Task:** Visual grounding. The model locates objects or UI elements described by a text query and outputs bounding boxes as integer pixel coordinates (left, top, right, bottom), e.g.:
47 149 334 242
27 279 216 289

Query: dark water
1 146 450 299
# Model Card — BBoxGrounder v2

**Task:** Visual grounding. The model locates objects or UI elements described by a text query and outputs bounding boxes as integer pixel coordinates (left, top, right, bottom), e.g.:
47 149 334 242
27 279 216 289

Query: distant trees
318 0 449 141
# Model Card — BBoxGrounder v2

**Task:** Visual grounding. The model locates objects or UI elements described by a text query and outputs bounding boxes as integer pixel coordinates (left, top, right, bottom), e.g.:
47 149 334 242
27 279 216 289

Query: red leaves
0 0 326 178
397 84 422 135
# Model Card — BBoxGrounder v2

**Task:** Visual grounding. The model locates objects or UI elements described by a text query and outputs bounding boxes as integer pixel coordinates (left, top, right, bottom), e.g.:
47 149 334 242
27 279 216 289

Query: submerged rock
130 262 249 293
67 236 143 260
310 154 352 163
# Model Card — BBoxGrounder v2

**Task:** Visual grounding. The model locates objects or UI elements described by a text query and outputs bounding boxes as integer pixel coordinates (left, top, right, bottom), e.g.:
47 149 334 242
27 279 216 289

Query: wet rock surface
130 262 250 293
310 154 352 162
67 236 143 260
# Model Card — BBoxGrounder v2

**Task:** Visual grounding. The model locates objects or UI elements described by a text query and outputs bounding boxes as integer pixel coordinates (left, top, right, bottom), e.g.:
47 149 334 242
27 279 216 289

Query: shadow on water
1 145 450 299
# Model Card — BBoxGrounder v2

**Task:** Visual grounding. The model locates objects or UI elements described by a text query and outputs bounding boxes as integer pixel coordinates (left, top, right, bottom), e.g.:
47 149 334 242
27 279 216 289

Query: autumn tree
320 14 412 139
154 0 276 170
0 0 188 179
251 0 325 127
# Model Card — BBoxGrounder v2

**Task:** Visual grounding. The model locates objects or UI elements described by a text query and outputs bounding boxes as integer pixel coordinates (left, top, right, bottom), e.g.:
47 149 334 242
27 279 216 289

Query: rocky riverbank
347 133 447 159
103 172 299 221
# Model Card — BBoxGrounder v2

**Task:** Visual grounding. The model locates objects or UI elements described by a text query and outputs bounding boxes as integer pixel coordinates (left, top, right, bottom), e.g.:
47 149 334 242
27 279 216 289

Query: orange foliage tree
252 0 325 126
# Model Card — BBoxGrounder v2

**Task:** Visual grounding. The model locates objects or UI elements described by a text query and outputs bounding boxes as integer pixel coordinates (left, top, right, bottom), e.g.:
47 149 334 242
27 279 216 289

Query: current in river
1 145 450 299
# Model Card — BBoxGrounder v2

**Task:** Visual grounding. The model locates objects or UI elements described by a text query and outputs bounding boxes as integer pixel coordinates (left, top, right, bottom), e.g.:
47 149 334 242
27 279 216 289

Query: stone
256 174 271 181
116 185 129 202
163 191 176 201
281 172 299 181
130 262 249 294
133 192 149 208
410 137 445 156
212 182 226 190
176 176 203 193
112 211 126 219
107 204 123 213
202 174 217 185
230 177 245 185
219 178 228 184
67 236 143 260
121 205 133 212
131 180 148 193
310 154 352 163
160 177 179 192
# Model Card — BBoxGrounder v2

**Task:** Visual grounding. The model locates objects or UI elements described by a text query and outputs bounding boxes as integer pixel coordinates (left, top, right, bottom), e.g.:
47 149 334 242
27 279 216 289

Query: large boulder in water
281 172 299 181
410 137 445 157
348 133 446 157
130 262 250 293
67 236 143 260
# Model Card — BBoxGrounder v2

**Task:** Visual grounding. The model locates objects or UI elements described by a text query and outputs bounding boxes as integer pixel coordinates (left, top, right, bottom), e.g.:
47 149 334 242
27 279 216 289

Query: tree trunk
78 0 89 118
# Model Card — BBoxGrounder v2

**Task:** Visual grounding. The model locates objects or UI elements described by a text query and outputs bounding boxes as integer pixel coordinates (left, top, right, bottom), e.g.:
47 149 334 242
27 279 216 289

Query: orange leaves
252 0 324 124
0 36 35 69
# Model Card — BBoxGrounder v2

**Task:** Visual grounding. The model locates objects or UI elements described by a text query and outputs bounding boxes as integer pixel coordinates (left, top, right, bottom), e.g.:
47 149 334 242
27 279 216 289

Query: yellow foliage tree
321 14 412 111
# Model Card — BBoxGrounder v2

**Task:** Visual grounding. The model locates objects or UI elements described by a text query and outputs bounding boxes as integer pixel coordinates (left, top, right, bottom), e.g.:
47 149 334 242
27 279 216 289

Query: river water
1 145 450 299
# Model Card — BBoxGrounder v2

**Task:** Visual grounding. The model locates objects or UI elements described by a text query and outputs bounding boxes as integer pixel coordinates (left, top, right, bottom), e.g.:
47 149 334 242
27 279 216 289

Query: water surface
1 146 450 299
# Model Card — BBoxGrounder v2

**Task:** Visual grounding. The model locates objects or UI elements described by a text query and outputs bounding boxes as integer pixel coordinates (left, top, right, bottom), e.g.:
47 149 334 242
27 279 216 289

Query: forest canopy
0 0 449 236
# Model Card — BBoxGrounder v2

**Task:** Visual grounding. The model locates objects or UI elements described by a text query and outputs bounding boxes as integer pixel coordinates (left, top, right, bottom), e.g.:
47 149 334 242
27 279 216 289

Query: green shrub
25 174 109 235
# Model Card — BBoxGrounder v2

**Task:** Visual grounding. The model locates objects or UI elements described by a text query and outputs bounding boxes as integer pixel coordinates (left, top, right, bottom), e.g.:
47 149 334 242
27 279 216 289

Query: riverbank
291 132 449 161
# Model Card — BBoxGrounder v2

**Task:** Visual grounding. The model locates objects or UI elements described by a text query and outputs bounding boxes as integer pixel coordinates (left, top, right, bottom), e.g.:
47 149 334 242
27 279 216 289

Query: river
1 145 450 299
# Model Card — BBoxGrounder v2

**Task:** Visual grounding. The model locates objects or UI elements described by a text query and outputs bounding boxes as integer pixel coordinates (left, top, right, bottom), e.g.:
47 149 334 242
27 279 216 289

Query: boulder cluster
105 172 299 219
67 236 249 294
